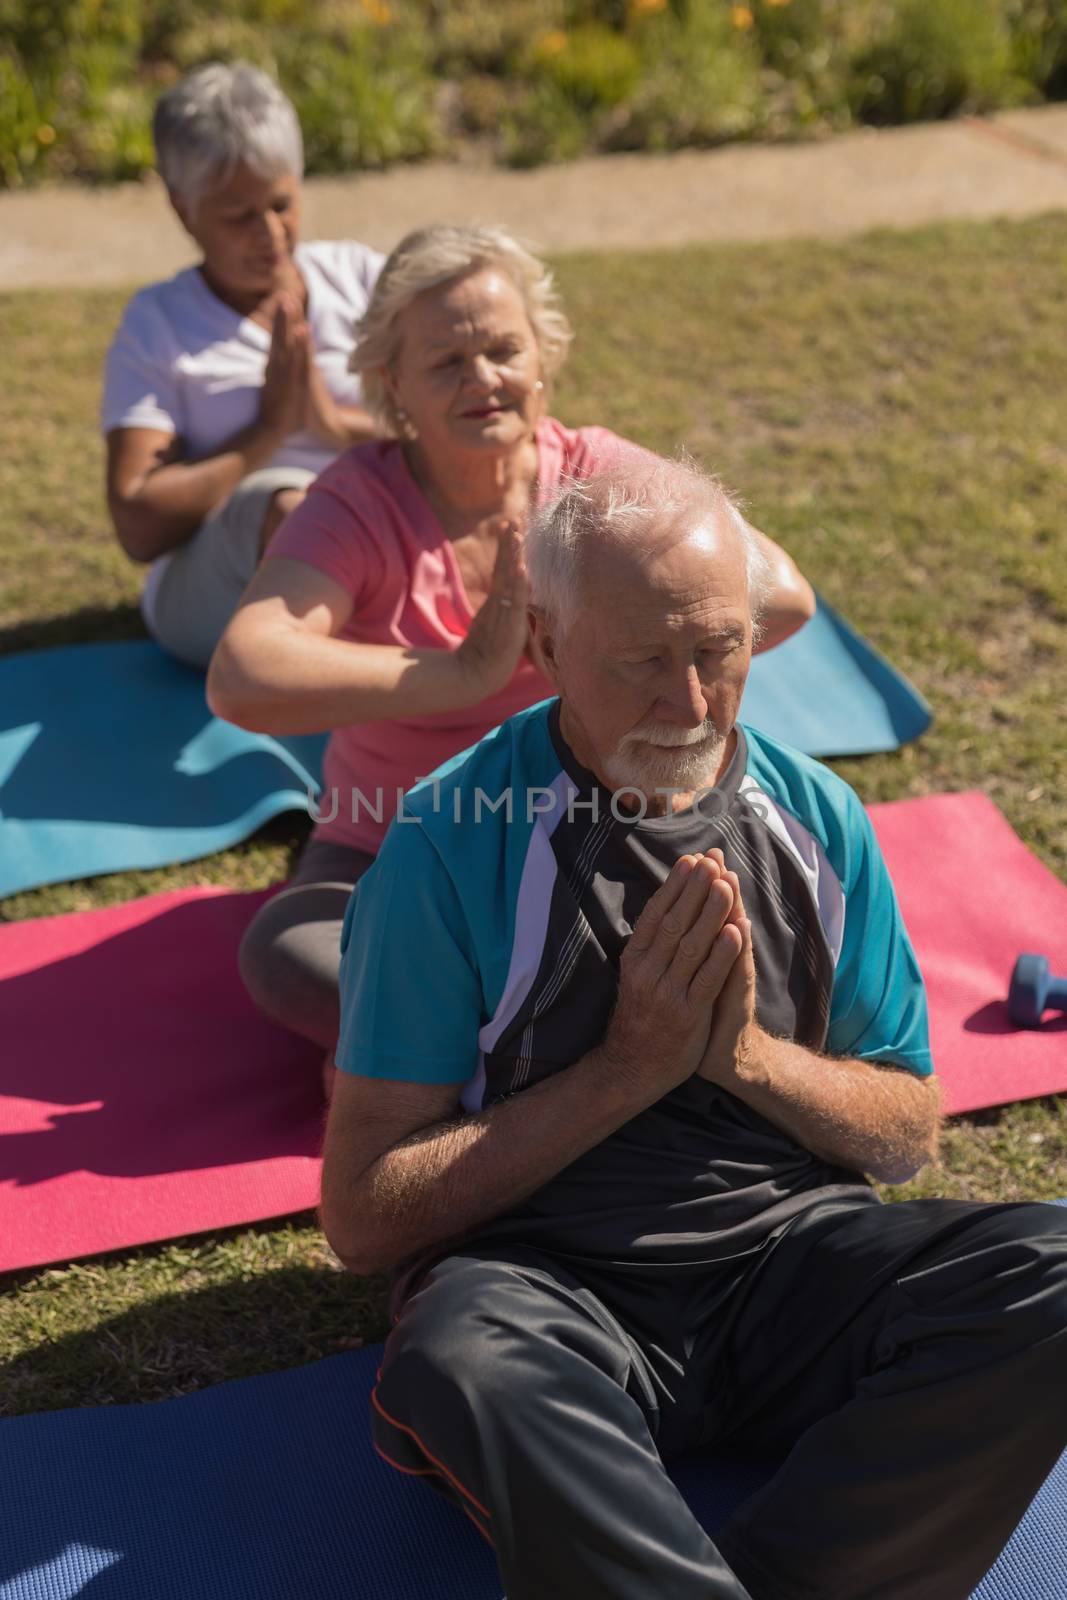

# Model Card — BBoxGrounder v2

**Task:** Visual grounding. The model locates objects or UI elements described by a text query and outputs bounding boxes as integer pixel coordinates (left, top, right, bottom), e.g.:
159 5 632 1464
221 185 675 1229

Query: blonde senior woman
208 223 816 1064
102 61 383 667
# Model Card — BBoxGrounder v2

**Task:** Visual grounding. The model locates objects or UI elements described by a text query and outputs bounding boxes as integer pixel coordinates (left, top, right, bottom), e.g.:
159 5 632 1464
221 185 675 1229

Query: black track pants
372 1198 1067 1600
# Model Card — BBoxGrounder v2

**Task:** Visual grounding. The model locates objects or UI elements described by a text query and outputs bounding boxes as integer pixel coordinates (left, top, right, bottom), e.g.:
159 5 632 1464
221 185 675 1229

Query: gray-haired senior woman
208 223 816 1083
102 61 384 667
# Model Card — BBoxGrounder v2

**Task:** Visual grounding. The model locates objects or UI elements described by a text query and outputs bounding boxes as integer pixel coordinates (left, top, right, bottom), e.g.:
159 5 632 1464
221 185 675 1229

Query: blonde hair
351 224 573 435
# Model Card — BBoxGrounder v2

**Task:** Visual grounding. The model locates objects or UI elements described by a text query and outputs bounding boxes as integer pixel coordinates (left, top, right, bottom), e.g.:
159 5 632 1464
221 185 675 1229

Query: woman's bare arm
106 421 291 562
106 297 312 563
207 521 530 734
747 524 817 653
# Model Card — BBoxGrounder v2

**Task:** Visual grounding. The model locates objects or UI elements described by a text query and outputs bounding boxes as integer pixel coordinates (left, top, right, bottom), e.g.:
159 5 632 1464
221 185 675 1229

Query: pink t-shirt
269 417 631 852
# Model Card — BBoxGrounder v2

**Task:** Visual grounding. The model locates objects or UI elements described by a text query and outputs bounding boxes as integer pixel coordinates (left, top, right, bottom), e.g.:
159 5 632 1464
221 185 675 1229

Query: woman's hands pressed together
453 519 532 700
259 292 311 442
259 292 377 452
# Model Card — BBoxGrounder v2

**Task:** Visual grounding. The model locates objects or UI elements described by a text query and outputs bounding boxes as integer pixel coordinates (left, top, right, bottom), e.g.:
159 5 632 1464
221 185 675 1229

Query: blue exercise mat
0 600 930 899
740 594 931 757
0 642 327 899
1 1329 1063 1600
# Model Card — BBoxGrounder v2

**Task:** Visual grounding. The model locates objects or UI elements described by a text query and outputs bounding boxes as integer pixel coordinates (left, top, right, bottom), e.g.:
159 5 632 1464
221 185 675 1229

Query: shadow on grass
0 603 147 656
0 1253 391 1419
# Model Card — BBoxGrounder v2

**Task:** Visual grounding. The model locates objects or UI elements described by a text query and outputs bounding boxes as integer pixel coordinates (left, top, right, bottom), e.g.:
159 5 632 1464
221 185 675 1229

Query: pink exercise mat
0 888 322 1274
868 791 1067 1116
1 793 1064 1273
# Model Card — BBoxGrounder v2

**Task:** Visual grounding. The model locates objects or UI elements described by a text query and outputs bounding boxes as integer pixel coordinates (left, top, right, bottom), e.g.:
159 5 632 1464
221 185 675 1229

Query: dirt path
2 105 1066 290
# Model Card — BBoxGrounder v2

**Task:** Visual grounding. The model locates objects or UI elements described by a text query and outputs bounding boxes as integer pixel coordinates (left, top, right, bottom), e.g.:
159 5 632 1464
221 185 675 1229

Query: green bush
608 6 765 152
0 0 440 185
1009 0 1067 97
520 24 643 109
851 0 1022 123
501 20 644 164
749 0 862 134
0 53 50 186
434 0 564 76
501 78 593 166
1 0 144 67
1 0 1065 188
58 51 157 182
456 72 509 135
280 31 441 170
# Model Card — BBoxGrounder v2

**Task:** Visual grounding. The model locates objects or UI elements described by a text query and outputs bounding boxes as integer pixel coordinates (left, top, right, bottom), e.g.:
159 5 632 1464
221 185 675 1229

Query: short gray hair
525 454 773 635
153 62 303 213
351 224 573 435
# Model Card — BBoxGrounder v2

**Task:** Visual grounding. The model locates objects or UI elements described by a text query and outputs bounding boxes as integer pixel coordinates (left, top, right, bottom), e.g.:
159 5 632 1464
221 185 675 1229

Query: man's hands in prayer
601 853 744 1094
696 851 758 1085
686 861 941 1180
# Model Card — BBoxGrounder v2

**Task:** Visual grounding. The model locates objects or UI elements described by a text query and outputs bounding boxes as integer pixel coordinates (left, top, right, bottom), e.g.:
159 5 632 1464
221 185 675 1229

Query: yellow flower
539 29 568 56
730 5 754 28
362 0 391 23
629 0 668 15
36 124 56 145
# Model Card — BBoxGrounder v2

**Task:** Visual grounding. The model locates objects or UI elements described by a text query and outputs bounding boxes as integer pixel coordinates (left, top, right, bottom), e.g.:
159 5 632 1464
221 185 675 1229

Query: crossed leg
373 1249 751 1600
373 1201 1067 1600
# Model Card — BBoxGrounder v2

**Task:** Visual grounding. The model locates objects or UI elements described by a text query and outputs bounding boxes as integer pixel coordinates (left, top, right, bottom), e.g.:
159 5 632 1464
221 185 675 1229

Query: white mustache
619 721 720 750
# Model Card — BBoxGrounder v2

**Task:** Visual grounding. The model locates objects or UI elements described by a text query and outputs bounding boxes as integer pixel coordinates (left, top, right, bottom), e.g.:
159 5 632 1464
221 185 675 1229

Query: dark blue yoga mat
0 599 930 899
1 1327 1063 1600
0 642 326 899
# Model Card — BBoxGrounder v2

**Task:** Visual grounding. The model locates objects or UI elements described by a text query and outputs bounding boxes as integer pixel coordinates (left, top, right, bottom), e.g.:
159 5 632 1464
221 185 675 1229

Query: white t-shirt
101 238 385 474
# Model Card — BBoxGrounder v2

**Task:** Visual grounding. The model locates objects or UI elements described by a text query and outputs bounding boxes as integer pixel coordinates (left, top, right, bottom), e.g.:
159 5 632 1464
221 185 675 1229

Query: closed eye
699 638 743 657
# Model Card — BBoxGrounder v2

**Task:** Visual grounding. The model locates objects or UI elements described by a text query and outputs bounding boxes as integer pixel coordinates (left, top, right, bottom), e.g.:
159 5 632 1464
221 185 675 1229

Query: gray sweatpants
142 467 315 668
374 1197 1067 1600
239 835 374 1049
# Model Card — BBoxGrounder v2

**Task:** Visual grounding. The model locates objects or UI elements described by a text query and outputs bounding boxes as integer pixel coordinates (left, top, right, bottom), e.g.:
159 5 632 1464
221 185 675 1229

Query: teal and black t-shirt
337 700 932 1270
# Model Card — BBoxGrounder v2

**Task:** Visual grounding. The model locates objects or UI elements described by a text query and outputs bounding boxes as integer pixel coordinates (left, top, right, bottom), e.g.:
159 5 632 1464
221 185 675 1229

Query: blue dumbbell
1008 953 1067 1028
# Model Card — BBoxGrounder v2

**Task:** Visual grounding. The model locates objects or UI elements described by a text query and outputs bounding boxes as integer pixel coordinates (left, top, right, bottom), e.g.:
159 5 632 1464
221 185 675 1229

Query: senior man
320 458 1067 1600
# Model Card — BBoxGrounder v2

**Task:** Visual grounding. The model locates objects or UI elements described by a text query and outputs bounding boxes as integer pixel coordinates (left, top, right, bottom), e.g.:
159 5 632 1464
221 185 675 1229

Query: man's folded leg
373 1248 753 1600
711 1197 1067 1600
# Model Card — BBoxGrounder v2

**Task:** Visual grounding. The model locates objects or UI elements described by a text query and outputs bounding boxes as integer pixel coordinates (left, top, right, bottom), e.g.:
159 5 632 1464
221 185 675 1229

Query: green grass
1 214 1066 1415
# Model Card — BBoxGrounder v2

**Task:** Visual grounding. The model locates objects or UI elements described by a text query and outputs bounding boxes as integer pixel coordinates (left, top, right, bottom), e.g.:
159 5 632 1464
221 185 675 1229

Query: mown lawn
1 215 1065 1415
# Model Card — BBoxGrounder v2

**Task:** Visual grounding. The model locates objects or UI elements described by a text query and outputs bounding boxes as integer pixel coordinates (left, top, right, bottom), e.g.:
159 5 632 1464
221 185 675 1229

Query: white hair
351 224 573 435
153 62 303 214
525 454 773 636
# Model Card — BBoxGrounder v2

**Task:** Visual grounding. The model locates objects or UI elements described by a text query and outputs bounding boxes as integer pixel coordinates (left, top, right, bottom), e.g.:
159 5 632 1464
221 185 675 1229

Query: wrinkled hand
259 292 310 439
453 520 530 701
602 854 744 1097
696 863 757 1084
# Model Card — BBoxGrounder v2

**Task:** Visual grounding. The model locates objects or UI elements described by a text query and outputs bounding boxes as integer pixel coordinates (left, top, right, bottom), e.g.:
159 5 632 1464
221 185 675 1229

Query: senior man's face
543 518 753 810
388 267 545 456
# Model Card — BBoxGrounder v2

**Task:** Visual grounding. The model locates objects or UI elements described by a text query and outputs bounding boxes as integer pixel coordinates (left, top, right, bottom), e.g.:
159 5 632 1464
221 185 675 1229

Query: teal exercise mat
0 600 930 899
0 641 326 899
1 1318 1063 1600
740 594 931 756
